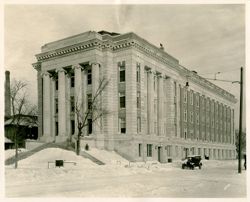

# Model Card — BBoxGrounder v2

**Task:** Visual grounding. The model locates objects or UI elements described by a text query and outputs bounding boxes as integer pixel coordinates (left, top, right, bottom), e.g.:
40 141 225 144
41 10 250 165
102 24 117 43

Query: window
119 61 125 82
174 81 177 96
136 63 140 83
196 96 199 107
154 76 156 91
198 148 201 155
184 129 187 139
139 144 142 157
55 78 58 90
190 112 193 123
137 92 141 108
55 98 58 114
71 72 75 88
190 92 193 105
120 118 126 133
167 145 172 156
184 90 187 103
87 94 92 109
55 122 58 136
87 119 92 135
196 112 199 124
119 92 126 108
71 96 75 112
71 120 75 135
184 109 187 122
137 117 141 133
147 144 152 157
87 69 92 85
154 122 157 134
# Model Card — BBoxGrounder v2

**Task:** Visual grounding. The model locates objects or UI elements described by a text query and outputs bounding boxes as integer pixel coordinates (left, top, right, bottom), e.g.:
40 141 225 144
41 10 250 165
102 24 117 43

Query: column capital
55 68 66 73
41 71 51 77
72 64 83 70
90 61 101 67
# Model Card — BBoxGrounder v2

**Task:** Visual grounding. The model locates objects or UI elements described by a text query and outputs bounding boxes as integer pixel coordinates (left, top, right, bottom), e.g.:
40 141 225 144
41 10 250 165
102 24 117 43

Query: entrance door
158 147 162 162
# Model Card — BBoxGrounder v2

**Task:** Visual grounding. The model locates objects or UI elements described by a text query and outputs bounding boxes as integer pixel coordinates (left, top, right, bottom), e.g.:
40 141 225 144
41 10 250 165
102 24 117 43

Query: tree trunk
14 131 18 169
76 139 80 156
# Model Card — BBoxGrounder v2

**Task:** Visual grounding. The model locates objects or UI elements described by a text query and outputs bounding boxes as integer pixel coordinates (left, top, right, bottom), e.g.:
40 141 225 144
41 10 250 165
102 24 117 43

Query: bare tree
9 79 37 168
74 77 109 155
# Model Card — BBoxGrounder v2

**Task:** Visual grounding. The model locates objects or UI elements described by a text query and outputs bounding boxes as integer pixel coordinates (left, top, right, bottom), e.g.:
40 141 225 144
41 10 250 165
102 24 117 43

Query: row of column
145 68 175 137
42 62 101 141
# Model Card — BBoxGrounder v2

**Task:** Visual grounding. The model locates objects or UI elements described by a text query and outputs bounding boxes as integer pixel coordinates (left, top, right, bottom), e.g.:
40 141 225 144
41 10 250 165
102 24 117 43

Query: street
5 160 246 197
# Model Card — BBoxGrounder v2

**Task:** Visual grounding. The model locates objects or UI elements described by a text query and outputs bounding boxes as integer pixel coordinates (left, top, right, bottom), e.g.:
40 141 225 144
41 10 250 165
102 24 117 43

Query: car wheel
182 165 185 169
199 165 201 169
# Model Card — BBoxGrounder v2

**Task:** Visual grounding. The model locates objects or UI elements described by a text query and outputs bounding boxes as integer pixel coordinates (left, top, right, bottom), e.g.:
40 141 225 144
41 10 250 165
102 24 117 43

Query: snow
5 148 28 160
5 147 247 197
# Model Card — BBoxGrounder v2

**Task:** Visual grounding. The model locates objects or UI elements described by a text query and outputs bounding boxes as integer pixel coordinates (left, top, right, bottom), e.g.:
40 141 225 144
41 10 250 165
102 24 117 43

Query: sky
3 3 245 129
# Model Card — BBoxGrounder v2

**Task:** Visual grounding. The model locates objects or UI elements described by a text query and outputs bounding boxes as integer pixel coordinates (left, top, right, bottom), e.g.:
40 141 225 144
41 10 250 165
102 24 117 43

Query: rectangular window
184 129 187 139
136 63 140 83
139 144 142 157
71 72 75 88
71 96 75 112
147 144 152 157
184 109 187 122
119 61 125 82
154 76 156 91
137 117 141 133
87 119 92 135
119 92 126 108
137 92 141 108
196 112 199 124
87 94 92 109
71 120 75 135
55 78 58 91
55 98 58 114
120 117 126 133
190 92 193 105
167 145 172 156
55 122 58 136
174 81 177 96
190 112 193 123
87 69 92 85
196 96 199 107
184 90 187 103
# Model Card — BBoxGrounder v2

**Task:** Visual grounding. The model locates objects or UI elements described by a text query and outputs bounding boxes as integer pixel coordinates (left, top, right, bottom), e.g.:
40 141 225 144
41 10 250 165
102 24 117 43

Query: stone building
33 31 237 162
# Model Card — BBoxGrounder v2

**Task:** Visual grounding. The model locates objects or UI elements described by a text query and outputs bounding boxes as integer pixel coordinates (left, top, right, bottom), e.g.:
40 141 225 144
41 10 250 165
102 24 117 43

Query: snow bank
18 148 96 169
5 148 28 160
84 148 129 165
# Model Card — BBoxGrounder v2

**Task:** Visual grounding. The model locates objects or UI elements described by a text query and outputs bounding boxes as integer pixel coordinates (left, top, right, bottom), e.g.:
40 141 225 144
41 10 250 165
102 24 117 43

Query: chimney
5 71 11 118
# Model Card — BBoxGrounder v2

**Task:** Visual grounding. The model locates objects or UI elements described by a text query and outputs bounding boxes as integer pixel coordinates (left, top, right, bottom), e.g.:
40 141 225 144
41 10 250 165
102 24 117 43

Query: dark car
182 155 202 170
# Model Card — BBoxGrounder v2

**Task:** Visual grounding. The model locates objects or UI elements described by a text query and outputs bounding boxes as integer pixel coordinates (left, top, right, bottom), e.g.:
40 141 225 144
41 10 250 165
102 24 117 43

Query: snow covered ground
5 148 247 197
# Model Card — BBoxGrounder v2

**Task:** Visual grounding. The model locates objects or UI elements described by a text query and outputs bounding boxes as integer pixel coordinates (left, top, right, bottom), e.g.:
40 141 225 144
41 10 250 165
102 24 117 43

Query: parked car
182 155 202 170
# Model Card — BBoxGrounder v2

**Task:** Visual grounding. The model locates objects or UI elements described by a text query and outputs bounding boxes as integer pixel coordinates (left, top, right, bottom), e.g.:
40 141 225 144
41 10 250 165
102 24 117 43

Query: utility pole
238 67 243 173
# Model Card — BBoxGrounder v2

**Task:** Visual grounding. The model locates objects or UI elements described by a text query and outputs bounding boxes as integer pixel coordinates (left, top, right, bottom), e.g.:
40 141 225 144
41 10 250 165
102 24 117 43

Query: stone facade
33 31 237 162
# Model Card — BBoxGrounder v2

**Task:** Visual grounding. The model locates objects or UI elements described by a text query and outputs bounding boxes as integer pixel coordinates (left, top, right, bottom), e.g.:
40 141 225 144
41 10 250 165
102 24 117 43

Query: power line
199 67 241 76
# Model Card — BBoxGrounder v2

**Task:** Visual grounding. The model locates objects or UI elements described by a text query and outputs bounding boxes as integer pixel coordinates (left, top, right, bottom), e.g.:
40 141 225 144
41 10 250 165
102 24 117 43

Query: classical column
82 69 87 136
42 71 52 140
57 68 67 138
158 74 163 136
50 77 55 139
74 65 83 135
147 70 154 135
92 62 100 135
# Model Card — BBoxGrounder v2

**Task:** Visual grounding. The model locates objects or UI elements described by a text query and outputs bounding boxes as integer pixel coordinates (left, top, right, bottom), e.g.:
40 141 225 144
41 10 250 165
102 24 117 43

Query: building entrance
158 146 162 162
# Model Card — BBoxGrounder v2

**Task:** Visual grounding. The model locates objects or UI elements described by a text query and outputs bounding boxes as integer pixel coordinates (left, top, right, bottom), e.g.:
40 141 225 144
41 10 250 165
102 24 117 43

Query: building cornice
34 31 237 104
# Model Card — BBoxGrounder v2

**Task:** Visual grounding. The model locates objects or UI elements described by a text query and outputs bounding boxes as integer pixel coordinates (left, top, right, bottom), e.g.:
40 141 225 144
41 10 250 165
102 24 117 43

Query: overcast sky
4 4 245 129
